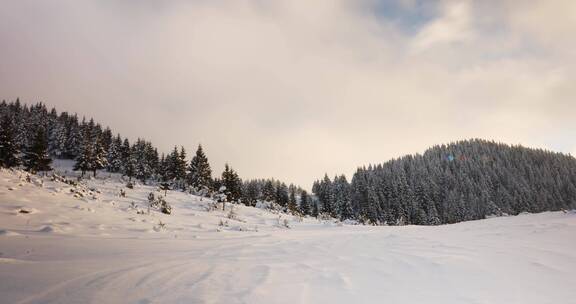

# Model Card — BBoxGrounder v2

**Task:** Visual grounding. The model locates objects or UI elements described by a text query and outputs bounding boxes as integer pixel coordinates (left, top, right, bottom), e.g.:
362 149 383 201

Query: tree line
311 139 576 224
0 99 312 213
3 100 575 225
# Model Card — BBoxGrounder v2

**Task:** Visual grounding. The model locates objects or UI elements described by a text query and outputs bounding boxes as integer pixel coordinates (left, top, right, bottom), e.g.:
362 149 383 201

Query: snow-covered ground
1 161 575 304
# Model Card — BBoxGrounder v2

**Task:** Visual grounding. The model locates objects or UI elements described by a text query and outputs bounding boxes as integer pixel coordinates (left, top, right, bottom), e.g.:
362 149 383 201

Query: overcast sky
1 0 575 187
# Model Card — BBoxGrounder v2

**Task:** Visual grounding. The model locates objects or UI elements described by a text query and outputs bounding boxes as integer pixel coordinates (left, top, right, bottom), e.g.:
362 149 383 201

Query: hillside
3 101 575 227
1 161 576 303
313 139 576 225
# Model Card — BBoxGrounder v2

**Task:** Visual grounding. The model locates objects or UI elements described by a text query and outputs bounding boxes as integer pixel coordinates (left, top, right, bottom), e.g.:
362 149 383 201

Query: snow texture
0 161 575 304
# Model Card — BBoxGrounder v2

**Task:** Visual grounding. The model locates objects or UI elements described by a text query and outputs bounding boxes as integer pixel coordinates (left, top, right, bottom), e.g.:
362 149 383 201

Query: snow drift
0 164 575 304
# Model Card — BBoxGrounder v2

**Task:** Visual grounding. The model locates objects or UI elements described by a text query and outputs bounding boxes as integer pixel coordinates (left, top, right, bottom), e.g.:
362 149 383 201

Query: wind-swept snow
0 163 575 304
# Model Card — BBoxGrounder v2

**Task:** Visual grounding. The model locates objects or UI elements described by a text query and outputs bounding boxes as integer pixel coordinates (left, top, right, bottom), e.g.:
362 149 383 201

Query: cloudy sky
1 0 575 187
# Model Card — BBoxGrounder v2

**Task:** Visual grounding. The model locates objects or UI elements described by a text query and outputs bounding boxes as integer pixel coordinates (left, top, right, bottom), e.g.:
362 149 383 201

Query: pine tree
243 180 260 206
165 146 178 180
0 115 21 168
288 185 298 213
157 153 168 182
118 140 137 182
133 139 154 183
221 164 242 202
48 117 67 158
124 148 137 182
23 127 52 174
106 134 123 172
276 183 289 208
427 204 441 225
177 146 187 181
73 137 93 177
262 180 276 202
91 135 107 177
73 134 107 177
187 144 212 191
165 146 187 187
120 139 136 181
299 190 311 215
63 114 81 159
314 174 334 216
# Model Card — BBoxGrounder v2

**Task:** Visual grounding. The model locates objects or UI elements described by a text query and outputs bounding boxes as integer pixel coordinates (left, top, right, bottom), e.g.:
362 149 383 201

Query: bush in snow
160 200 172 215
150 195 172 215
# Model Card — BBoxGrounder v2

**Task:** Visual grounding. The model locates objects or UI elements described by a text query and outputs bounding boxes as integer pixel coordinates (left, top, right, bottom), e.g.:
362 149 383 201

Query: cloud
0 0 574 187
412 0 472 51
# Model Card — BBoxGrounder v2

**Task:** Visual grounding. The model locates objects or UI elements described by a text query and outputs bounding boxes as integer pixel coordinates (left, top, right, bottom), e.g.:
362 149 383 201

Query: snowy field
1 161 575 304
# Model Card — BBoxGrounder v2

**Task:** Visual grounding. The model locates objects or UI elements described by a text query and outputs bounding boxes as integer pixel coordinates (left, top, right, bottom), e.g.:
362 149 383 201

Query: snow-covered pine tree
242 180 260 206
23 127 52 174
299 190 311 215
157 153 168 182
262 180 276 203
100 127 113 152
63 114 81 159
124 147 137 183
0 115 21 168
221 164 242 203
106 134 123 172
164 146 186 187
91 135 107 177
164 146 177 180
288 184 298 213
334 175 353 221
47 115 67 158
73 136 93 177
313 174 335 217
177 146 187 181
275 183 289 208
187 144 212 191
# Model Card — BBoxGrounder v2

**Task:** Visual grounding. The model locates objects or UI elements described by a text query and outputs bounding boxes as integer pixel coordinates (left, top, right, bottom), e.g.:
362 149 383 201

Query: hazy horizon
1 0 575 187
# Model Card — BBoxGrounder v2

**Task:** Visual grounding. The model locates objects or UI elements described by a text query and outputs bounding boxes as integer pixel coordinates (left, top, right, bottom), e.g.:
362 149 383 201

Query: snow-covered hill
1 162 575 304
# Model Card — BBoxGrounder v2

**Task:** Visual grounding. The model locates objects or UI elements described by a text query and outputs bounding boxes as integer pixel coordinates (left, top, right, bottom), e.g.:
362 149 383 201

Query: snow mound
15 207 38 215
37 225 63 233
0 229 20 236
